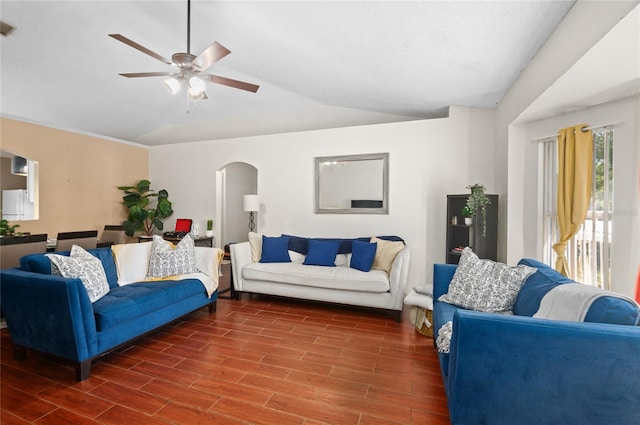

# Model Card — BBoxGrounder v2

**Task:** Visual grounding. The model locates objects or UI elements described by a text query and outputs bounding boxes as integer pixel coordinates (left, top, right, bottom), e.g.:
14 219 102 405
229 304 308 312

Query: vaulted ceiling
1 1 577 145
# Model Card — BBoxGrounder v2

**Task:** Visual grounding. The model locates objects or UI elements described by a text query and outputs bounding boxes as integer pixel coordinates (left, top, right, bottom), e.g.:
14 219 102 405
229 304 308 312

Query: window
541 127 614 289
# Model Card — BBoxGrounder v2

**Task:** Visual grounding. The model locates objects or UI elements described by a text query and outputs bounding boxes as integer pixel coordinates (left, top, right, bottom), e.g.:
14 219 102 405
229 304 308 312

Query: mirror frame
315 152 389 214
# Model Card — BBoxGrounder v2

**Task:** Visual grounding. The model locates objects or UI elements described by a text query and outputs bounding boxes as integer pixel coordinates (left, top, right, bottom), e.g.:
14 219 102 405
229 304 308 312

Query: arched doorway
216 162 258 248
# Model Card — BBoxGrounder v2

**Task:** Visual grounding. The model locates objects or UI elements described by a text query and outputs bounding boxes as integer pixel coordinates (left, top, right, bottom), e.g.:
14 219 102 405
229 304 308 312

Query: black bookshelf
446 194 498 264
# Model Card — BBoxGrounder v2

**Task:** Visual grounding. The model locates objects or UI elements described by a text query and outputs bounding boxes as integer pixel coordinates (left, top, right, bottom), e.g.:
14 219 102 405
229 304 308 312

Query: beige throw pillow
248 232 263 262
371 237 404 274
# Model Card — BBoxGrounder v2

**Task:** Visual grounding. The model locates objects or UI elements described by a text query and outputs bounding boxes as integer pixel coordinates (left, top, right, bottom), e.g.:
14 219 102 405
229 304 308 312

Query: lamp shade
243 195 259 212
163 77 182 95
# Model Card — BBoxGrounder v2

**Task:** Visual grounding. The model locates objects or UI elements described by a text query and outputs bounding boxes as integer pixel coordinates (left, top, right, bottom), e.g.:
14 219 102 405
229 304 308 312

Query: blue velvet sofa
433 258 640 425
0 247 218 381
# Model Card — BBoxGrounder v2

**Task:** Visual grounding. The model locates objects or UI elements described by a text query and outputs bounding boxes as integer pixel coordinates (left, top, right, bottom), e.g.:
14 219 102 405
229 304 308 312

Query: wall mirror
0 150 39 221
315 153 388 214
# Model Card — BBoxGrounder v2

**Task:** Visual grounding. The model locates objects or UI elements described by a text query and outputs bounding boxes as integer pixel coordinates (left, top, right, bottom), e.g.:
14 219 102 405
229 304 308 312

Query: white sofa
230 237 410 321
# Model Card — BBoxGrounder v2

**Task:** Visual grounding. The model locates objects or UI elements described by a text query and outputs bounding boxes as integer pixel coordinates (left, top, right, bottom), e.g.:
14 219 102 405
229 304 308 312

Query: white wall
150 105 496 292
509 96 639 297
495 1 638 261
222 162 257 246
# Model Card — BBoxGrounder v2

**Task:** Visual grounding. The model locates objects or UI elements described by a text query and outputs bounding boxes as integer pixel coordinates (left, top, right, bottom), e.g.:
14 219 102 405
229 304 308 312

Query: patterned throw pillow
147 234 198 278
46 245 110 302
438 247 537 313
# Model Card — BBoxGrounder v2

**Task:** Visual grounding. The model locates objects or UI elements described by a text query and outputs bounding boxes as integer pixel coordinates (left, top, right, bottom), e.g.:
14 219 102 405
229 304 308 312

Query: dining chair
100 225 126 247
55 230 98 252
0 234 48 269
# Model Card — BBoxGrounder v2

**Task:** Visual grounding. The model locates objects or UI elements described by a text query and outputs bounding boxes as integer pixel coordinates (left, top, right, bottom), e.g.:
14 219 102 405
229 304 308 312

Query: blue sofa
433 258 640 425
0 247 218 381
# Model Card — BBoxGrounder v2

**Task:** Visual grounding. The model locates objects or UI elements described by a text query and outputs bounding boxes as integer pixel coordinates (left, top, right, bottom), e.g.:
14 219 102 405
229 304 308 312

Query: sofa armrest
447 309 640 424
0 269 97 362
433 263 457 300
230 241 251 291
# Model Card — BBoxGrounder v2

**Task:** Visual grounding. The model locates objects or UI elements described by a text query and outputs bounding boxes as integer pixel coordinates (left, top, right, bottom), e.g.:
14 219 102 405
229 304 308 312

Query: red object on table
175 219 192 233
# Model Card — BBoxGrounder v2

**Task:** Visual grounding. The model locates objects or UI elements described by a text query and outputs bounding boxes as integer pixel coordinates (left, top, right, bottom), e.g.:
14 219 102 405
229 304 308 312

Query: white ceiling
0 0 576 146
517 4 640 123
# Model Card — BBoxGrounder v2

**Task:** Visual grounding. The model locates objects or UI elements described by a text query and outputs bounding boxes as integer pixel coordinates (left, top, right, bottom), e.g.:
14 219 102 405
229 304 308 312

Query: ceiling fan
109 0 259 102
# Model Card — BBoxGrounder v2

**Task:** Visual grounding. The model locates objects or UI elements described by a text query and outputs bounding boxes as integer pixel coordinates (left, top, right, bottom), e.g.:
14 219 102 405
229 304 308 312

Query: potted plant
463 184 491 236
460 206 474 225
118 180 173 237
206 219 214 237
0 213 20 236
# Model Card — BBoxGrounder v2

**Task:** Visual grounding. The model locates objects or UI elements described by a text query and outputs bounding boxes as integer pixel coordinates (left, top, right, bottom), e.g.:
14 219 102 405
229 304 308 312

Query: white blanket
112 242 223 297
150 272 217 298
404 289 434 310
533 283 638 322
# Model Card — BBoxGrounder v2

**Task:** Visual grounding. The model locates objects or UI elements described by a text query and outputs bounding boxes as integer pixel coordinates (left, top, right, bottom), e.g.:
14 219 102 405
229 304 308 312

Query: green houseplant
205 219 214 237
460 205 474 225
0 213 20 236
118 179 173 237
463 184 491 237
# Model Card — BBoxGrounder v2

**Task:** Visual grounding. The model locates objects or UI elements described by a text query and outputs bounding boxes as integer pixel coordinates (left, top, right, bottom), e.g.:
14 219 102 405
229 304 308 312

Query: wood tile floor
1 264 450 424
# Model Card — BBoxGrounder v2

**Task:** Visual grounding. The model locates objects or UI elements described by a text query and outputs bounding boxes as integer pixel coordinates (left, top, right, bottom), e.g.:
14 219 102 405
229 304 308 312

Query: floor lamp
243 195 259 232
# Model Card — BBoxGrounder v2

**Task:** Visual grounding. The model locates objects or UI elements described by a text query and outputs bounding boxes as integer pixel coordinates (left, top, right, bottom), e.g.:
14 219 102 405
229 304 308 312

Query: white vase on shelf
464 217 472 226
205 230 214 237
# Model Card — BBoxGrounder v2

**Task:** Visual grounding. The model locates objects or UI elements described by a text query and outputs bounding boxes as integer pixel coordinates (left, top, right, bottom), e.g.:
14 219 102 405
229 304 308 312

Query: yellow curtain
553 124 593 276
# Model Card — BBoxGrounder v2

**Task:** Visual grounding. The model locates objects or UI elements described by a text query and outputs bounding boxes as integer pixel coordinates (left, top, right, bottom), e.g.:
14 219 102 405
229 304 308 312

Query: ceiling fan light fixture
188 76 205 96
164 77 182 95
110 0 259 103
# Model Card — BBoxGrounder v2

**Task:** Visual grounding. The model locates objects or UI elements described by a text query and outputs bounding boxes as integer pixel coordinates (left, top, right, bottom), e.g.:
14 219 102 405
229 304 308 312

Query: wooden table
138 235 214 247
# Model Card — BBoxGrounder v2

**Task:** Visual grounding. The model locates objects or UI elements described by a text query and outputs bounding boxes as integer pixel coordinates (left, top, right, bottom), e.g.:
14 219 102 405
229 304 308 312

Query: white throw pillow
438 247 536 313
289 250 306 264
46 245 110 302
147 234 198 278
335 253 349 267
112 241 153 285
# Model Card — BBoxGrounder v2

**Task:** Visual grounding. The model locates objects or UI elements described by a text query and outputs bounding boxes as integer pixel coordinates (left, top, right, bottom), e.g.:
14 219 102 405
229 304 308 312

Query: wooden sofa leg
12 345 26 360
392 310 402 323
208 301 217 313
235 291 242 301
76 360 91 381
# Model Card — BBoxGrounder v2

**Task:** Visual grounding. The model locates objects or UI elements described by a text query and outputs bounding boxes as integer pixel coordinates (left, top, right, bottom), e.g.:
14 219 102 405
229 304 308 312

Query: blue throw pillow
260 235 291 263
350 240 377 272
303 239 340 267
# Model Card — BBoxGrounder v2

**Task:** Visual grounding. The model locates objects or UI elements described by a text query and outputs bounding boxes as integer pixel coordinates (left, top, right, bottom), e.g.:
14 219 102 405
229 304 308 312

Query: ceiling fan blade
109 34 173 65
191 41 231 72
202 75 260 93
118 72 178 78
